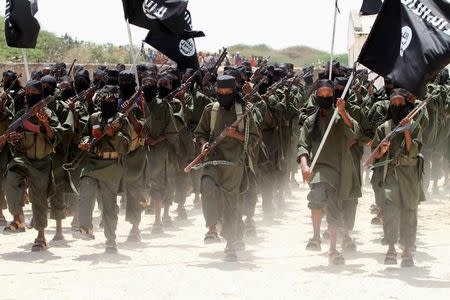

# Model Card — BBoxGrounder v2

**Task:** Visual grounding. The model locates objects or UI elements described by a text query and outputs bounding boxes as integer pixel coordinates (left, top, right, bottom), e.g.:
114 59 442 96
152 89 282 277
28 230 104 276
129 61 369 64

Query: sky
1 0 363 53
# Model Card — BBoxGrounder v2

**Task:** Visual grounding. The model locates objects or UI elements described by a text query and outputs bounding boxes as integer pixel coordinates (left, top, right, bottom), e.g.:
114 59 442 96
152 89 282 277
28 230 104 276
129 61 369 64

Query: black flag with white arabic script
122 0 204 70
4 0 40 48
360 0 383 15
358 0 450 97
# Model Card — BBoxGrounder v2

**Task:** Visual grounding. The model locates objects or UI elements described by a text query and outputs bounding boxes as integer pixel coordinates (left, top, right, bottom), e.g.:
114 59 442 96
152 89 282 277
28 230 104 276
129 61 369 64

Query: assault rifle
250 57 270 83
62 90 139 171
164 69 201 103
0 73 23 107
0 90 61 151
202 47 227 87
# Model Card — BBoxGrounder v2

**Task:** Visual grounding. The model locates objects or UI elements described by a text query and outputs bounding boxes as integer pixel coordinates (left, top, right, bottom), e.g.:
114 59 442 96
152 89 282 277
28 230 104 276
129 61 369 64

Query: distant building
347 11 377 66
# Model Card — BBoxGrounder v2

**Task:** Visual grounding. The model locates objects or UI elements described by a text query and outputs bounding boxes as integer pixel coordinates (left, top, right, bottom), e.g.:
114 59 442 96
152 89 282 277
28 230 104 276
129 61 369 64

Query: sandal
204 230 221 244
371 216 383 225
342 237 357 252
72 227 95 240
401 253 415 268
3 221 26 234
31 238 48 252
384 250 398 265
306 238 322 251
151 222 164 235
370 205 380 215
329 250 345 265
224 242 238 262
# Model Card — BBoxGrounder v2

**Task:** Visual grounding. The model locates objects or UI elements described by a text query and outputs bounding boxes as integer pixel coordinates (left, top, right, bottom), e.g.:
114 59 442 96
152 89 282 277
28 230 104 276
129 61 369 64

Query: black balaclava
333 77 348 99
41 75 57 98
93 69 106 87
303 66 314 86
25 80 43 107
388 88 414 125
314 79 335 110
157 74 173 99
74 69 91 93
99 85 120 120
438 69 449 85
141 72 158 102
60 76 76 100
216 75 236 108
107 70 119 86
2 70 19 90
119 70 137 100
384 78 396 97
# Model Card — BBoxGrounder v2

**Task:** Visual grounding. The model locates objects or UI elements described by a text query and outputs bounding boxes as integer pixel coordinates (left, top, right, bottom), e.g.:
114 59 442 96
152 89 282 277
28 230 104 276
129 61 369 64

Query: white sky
1 0 363 53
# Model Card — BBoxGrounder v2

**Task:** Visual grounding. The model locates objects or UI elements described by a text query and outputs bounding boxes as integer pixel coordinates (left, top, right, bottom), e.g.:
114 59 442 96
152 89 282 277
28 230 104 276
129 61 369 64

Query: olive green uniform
79 112 131 242
5 107 63 230
372 120 422 248
298 110 361 229
194 102 259 241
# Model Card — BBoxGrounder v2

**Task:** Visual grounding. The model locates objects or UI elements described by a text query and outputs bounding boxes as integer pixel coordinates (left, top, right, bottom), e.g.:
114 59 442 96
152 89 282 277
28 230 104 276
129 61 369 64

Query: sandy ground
1 178 450 300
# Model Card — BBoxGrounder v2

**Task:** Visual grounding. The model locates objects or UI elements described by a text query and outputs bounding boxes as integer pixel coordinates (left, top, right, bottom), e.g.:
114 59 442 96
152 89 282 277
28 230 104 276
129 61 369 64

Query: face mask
316 96 334 109
390 105 411 125
335 89 344 99
3 79 13 90
258 83 268 96
62 89 76 100
101 100 118 120
217 93 235 107
26 94 42 107
158 86 171 99
75 79 90 93
120 85 136 100
143 85 158 101
43 87 55 98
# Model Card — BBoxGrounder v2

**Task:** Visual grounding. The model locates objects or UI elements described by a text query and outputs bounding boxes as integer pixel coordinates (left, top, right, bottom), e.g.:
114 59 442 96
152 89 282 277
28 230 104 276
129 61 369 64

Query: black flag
359 0 383 15
358 0 450 97
122 0 204 39
122 0 204 70
4 0 40 48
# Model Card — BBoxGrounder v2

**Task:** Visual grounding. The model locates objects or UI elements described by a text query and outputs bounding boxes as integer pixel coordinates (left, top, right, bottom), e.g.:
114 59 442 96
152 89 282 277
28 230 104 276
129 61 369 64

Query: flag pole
126 19 140 87
22 49 30 81
328 0 338 80
310 69 355 172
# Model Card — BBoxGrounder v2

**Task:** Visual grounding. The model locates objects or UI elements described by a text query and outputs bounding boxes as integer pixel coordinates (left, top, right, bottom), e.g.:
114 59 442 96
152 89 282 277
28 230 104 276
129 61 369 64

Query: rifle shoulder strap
235 103 244 132
382 120 393 182
210 102 220 135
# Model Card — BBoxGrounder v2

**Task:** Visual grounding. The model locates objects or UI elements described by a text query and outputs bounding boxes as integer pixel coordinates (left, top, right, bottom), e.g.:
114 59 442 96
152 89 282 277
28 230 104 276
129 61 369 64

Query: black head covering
334 77 348 87
119 70 136 84
26 80 43 91
390 88 409 100
75 69 90 82
41 75 57 89
313 79 334 91
217 75 236 90
3 70 17 79
99 85 120 101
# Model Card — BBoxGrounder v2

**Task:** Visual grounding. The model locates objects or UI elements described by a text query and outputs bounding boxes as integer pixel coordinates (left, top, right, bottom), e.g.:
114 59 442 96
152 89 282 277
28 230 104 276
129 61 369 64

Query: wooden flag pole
310 69 355 172
126 19 140 88
328 0 339 80
22 49 30 81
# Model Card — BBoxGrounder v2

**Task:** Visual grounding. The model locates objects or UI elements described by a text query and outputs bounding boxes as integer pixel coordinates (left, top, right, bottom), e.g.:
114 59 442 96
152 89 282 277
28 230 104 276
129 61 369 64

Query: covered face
314 79 335 109
216 75 236 107
388 88 413 125
98 85 120 119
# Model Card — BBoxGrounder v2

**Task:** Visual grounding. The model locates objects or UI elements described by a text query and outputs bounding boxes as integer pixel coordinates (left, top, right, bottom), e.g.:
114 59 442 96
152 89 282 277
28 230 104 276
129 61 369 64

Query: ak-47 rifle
65 82 102 107
62 91 139 171
0 90 61 151
164 69 201 104
364 96 431 167
184 77 266 173
0 73 23 107
284 71 304 98
202 47 228 87
67 59 77 77
250 57 270 83
261 76 291 101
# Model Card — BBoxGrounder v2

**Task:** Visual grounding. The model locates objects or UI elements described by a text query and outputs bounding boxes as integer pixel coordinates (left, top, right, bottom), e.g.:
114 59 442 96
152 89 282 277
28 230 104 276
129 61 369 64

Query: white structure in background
347 11 384 87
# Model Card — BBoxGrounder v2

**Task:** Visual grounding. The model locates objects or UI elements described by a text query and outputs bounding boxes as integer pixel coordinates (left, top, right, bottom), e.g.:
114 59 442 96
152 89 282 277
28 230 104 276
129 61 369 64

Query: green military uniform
185 88 213 201
124 104 148 228
79 112 131 243
298 110 361 229
372 120 422 248
194 101 259 242
47 98 76 222
143 98 178 204
5 107 63 230
0 106 12 214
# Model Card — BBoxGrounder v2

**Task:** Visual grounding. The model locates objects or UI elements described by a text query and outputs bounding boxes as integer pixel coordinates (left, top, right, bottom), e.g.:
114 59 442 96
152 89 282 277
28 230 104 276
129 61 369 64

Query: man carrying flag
358 0 450 267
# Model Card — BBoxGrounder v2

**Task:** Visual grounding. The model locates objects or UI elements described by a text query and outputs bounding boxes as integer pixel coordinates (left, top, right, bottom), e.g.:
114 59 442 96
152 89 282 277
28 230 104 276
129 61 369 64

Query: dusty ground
1 179 450 300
